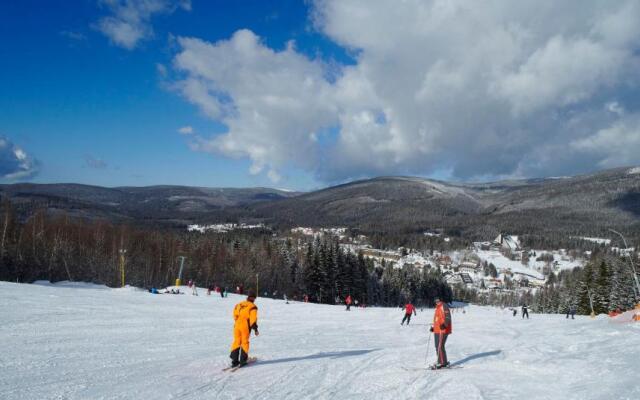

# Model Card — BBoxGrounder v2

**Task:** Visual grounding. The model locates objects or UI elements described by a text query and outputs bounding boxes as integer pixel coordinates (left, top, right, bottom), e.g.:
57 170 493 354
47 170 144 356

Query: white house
494 234 521 252
458 261 480 275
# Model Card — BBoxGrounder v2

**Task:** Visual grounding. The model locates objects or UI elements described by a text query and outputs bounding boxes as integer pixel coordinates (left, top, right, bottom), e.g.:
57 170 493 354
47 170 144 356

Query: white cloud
571 115 640 168
493 36 627 114
267 169 282 183
84 155 108 169
178 125 194 135
606 101 624 116
156 63 168 77
95 0 191 50
172 1 640 183
173 30 338 179
0 137 40 180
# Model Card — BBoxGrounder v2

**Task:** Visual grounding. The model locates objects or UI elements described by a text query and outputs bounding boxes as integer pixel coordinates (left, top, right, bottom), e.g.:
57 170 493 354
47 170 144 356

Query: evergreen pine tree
594 260 611 313
576 262 594 315
609 257 638 311
303 241 322 303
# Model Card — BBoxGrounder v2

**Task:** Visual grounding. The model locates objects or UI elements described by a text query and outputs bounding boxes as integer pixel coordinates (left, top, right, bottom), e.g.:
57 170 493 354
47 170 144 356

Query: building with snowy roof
494 234 521 252
458 261 481 274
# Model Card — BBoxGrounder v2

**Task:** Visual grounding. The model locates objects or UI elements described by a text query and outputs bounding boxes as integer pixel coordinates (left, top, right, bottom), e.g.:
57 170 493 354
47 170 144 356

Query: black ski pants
401 313 412 325
434 332 449 366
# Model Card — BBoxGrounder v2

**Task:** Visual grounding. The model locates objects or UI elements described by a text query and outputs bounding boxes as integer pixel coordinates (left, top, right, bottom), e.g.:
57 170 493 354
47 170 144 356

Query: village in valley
187 223 266 233
185 223 611 298
301 229 586 295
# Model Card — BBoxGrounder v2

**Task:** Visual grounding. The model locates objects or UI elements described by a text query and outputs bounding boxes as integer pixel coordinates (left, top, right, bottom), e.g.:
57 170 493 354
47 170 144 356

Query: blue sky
0 0 348 189
1 1 639 190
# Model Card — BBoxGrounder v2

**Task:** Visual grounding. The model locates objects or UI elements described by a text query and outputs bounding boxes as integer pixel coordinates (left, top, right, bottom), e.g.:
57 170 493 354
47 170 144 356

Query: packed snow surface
1 282 639 400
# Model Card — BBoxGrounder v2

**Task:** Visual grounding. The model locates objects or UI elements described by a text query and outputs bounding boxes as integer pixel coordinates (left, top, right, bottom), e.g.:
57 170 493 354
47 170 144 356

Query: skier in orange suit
229 290 259 368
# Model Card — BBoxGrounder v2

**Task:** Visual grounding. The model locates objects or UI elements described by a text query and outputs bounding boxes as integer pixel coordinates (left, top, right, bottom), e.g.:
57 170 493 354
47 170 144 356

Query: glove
440 324 446 330
254 329 259 336
429 327 434 332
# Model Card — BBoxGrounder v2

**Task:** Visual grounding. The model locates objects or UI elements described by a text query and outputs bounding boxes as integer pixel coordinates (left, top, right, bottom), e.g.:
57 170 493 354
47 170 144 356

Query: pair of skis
402 364 462 371
222 357 258 372
222 357 457 373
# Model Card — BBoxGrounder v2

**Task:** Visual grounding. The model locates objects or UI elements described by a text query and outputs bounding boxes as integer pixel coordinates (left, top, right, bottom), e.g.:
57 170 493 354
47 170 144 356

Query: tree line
0 199 451 306
301 238 452 306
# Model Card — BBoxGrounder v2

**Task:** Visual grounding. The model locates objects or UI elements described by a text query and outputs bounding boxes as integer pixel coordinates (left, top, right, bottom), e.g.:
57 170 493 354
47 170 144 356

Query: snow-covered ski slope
1 282 638 400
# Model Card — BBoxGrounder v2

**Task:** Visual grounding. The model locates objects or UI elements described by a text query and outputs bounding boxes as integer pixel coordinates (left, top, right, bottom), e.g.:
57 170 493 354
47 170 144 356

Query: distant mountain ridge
246 166 640 237
0 183 301 226
1 166 639 236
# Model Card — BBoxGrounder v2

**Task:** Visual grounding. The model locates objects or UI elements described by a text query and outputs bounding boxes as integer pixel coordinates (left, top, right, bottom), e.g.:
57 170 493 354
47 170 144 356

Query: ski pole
425 326 432 366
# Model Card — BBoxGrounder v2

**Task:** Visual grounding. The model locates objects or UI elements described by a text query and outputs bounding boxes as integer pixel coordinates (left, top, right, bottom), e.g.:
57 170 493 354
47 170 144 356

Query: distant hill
246 167 640 238
0 183 300 226
2 166 639 237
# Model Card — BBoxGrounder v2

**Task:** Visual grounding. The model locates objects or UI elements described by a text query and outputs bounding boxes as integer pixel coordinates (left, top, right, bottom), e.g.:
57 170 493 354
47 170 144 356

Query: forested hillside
2 167 639 241
0 199 450 307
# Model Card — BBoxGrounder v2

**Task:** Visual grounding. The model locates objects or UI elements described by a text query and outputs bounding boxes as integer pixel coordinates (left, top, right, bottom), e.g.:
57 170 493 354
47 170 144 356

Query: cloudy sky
2 0 640 189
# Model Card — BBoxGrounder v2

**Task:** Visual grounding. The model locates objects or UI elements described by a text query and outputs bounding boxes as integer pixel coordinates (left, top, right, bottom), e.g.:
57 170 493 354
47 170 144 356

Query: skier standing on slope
401 302 417 325
566 305 576 319
345 295 352 311
522 304 529 319
229 290 259 368
430 296 452 369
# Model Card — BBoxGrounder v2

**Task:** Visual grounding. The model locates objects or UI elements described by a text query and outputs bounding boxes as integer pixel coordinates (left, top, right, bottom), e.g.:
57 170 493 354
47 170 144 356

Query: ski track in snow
1 282 639 400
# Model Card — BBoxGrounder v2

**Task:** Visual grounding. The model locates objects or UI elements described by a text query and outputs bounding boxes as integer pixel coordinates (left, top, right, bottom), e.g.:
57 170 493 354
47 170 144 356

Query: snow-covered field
1 282 639 400
472 249 584 280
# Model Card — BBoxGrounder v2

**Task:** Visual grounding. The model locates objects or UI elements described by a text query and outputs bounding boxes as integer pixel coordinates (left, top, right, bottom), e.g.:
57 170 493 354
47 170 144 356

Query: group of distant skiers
511 305 530 318
511 304 577 319
207 284 228 298
148 287 182 295
344 295 362 310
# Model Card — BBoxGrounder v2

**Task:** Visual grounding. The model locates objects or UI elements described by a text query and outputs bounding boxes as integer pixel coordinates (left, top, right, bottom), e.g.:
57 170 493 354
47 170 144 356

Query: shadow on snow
254 349 380 366
452 350 502 366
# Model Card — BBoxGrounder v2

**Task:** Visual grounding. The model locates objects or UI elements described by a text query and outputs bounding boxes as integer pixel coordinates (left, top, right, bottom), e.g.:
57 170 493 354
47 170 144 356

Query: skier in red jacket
345 295 352 311
430 296 452 369
401 302 417 325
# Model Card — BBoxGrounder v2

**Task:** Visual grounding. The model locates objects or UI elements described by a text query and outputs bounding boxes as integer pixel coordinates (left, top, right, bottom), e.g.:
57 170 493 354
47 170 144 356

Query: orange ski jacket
433 302 452 334
233 300 259 333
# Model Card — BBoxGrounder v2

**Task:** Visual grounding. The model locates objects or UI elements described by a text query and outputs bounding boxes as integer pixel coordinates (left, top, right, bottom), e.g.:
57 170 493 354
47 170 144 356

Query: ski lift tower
119 249 127 288
176 256 186 287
